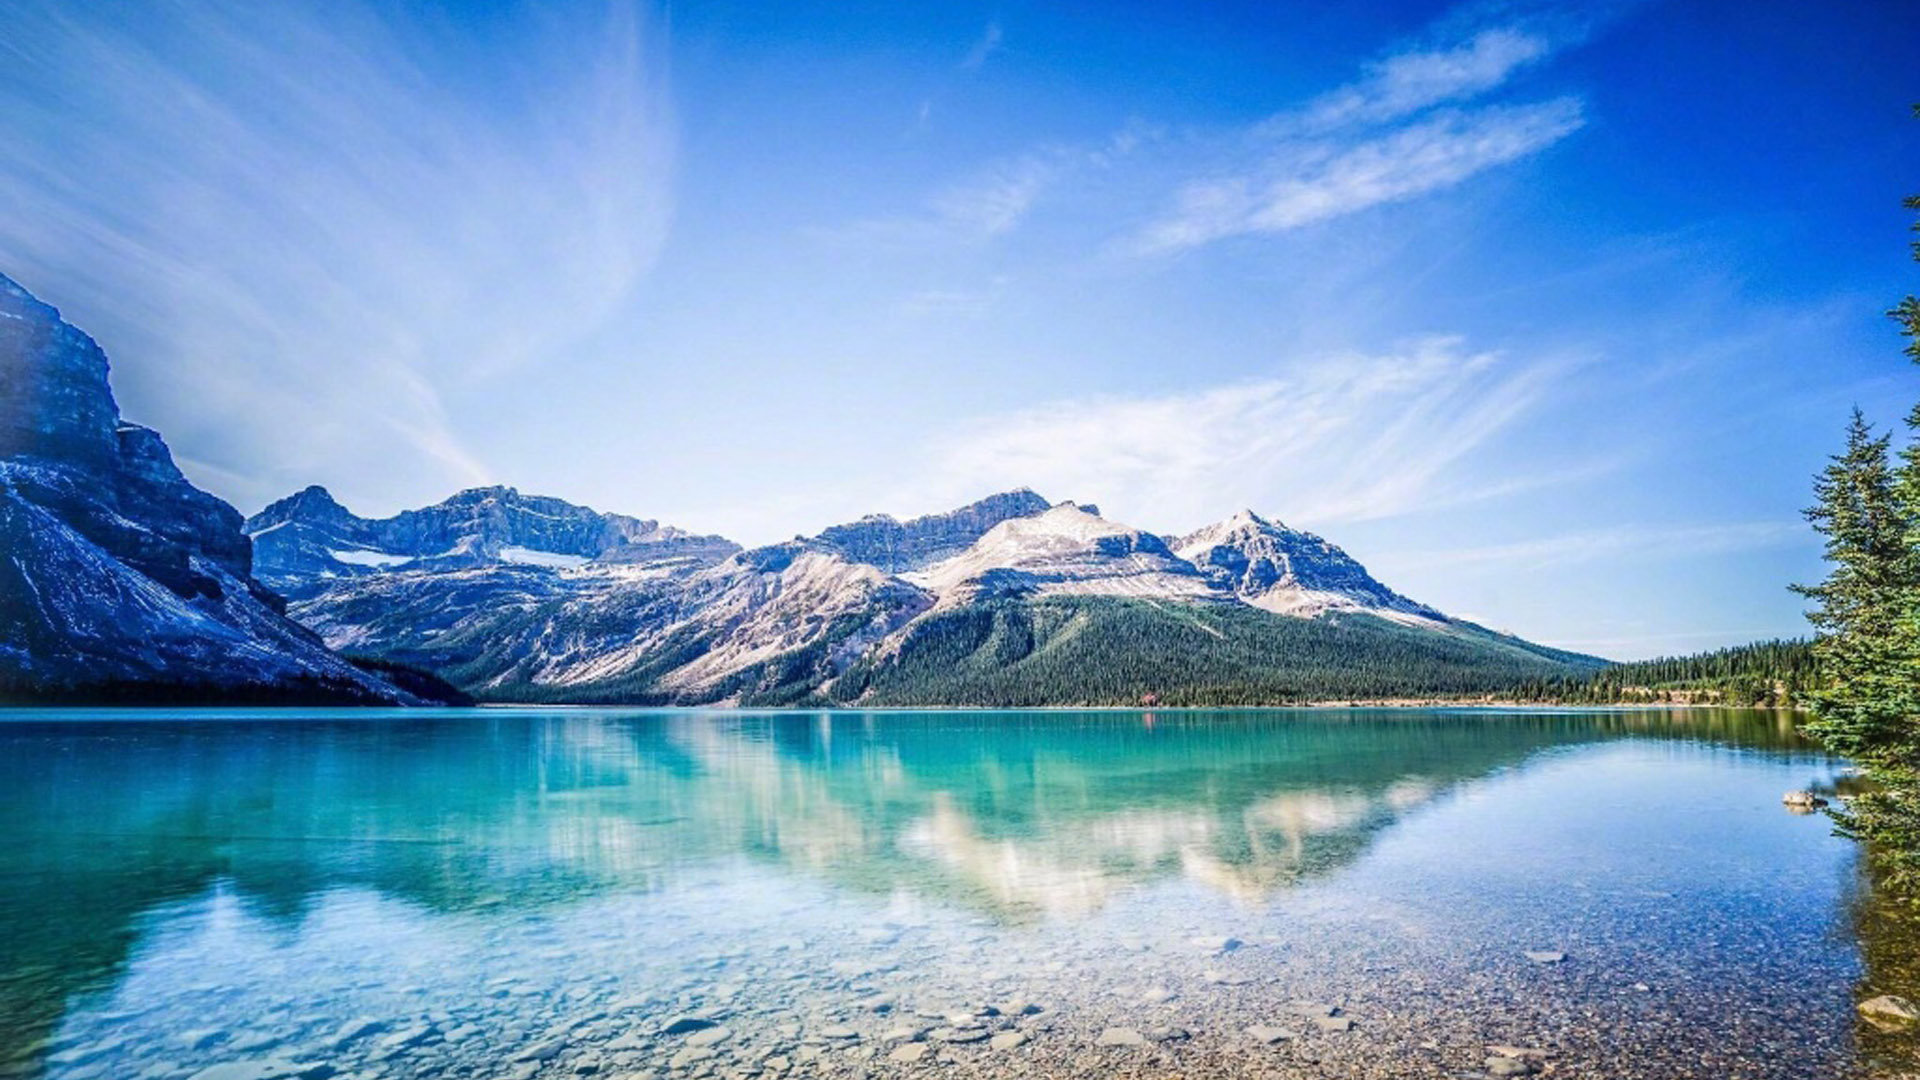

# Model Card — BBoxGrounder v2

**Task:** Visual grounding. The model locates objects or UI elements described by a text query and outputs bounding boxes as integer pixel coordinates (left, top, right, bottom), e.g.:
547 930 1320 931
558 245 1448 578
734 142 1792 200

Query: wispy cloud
1294 27 1555 132
1129 8 1588 253
915 337 1575 532
1139 99 1584 253
930 155 1061 238
960 21 1004 71
1386 521 1807 573
828 127 1151 248
0 0 674 510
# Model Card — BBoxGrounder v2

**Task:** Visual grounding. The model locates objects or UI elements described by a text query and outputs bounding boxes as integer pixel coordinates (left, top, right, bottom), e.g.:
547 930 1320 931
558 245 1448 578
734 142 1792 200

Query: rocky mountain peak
806 488 1057 573
1175 512 1442 622
0 272 121 470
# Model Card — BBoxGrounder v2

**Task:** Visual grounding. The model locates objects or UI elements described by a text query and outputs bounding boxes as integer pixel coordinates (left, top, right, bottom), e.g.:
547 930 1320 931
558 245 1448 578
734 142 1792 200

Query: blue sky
1 0 1914 658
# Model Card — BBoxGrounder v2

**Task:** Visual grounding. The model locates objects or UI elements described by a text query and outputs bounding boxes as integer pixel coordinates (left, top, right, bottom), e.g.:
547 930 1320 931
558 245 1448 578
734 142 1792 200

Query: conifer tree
1799 107 1920 885
1798 411 1914 764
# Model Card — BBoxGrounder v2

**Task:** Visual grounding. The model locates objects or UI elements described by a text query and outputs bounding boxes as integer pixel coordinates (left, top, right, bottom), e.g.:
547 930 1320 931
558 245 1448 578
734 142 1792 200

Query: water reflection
0 707 1843 1077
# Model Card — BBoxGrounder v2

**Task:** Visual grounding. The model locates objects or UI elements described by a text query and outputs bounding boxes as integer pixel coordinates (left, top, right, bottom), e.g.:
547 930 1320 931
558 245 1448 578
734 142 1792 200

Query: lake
0 707 1904 1079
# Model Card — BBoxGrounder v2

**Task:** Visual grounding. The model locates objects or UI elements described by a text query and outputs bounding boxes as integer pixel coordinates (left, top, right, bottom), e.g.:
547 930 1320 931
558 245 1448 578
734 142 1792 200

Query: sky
0 0 1914 659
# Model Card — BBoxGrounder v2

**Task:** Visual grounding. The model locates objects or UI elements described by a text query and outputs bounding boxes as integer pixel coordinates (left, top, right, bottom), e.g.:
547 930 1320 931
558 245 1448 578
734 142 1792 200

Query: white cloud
1131 8 1589 254
0 0 675 509
960 21 1004 71
1139 99 1583 253
914 337 1571 533
1295 27 1555 132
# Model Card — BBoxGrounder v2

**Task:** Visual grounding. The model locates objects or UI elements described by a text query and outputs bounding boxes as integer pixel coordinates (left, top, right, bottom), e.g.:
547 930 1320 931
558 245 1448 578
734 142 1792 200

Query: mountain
0 273 418 704
1174 509 1445 622
245 484 739 598
261 487 1059 703
277 487 1605 705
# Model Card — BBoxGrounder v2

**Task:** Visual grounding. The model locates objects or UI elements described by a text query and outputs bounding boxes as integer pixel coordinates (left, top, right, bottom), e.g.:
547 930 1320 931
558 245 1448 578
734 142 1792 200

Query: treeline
1503 639 1815 706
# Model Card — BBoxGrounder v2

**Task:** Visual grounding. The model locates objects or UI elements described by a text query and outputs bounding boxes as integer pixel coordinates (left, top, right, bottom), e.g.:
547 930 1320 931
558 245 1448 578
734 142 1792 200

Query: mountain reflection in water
0 707 1847 1078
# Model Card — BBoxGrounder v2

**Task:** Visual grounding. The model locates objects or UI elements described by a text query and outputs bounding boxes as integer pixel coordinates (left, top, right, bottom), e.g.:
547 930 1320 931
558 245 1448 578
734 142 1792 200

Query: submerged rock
1782 790 1830 812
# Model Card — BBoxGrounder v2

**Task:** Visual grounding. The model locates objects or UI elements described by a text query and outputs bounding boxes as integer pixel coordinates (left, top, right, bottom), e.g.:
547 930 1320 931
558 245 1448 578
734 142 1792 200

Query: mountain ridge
262 482 1606 705
0 272 418 704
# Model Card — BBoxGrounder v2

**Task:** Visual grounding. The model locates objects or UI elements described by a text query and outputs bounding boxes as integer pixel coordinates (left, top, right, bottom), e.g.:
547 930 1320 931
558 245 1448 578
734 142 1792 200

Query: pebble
988 1032 1028 1051
1096 1028 1149 1048
668 1048 714 1069
185 1060 327 1080
887 1044 930 1063
1246 1025 1296 1045
1860 995 1920 1027
1523 951 1566 964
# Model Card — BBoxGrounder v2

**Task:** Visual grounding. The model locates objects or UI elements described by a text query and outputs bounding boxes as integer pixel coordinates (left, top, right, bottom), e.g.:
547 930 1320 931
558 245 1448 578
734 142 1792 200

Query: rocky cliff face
1174 510 1445 622
0 272 413 703
806 489 1057 572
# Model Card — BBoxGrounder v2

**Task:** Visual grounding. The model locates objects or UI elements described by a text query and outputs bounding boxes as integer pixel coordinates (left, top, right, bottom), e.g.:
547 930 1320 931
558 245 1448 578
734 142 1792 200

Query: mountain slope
0 272 414 704
833 597 1601 706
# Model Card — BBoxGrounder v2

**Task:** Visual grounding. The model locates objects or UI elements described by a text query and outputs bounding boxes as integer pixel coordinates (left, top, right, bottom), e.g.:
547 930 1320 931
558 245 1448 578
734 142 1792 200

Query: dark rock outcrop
805 489 1056 572
0 271 414 704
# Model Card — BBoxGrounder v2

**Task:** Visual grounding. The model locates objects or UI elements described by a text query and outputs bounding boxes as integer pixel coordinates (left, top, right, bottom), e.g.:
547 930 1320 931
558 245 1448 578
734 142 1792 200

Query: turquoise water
0 707 1881 1078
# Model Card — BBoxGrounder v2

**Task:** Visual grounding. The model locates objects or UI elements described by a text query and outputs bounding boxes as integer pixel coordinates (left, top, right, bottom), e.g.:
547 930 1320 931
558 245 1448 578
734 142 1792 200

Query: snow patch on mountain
329 548 411 568
500 546 589 569
908 503 1217 606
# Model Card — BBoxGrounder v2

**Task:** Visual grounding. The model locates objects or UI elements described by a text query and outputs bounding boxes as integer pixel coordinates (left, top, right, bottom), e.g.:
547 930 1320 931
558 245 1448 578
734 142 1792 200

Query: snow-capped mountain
245 484 738 597
276 488 1599 705
266 491 1057 701
0 272 418 704
1174 509 1446 624
908 502 1217 606
1 265 1599 707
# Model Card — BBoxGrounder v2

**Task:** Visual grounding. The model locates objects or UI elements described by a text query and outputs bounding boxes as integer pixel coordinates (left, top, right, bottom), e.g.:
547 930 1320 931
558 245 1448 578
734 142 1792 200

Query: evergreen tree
1799 109 1920 887
1796 410 1915 765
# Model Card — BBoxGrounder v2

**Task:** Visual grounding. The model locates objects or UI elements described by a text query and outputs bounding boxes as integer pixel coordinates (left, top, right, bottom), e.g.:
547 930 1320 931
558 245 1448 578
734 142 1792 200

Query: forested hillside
833 598 1607 707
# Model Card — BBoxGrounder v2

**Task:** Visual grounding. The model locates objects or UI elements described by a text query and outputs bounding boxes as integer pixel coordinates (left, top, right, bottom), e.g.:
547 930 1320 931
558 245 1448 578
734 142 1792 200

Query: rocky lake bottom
0 707 1908 1079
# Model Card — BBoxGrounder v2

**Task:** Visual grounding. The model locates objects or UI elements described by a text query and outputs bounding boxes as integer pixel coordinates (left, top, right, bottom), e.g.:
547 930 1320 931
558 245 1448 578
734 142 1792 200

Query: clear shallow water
0 707 1890 1079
